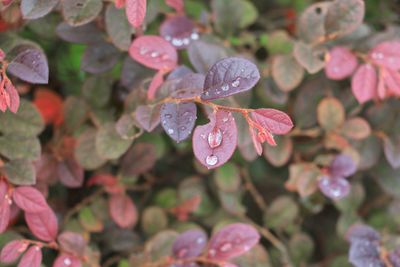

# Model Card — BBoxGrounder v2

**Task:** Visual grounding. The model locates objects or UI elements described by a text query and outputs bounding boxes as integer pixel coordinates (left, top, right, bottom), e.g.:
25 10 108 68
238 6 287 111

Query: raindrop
150 51 159 58
221 84 229 91
172 38 183 47
206 155 218 166
180 126 186 131
183 38 190 45
165 114 173 119
243 245 250 251
208 249 217 256
222 117 229 123
200 133 206 139
165 36 172 41
191 32 199 40
196 237 205 244
168 128 174 134
220 243 232 252
139 47 147 55
232 78 240 87
64 258 72 266
208 128 223 148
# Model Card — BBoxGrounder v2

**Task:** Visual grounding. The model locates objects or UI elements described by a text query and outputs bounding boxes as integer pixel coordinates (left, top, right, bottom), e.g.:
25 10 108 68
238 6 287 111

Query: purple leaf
383 135 400 169
201 57 260 100
160 15 199 49
135 104 161 132
57 156 84 188
207 223 260 260
192 110 238 169
56 22 104 44
167 65 193 80
171 73 205 98
346 224 380 243
389 248 400 267
172 229 207 259
330 154 357 177
188 40 228 74
57 231 86 257
160 102 197 143
325 46 358 80
318 175 350 200
81 42 120 74
7 46 49 84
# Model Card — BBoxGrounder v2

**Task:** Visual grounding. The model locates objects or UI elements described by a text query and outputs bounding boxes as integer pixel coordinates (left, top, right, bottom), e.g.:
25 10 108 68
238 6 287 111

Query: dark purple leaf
202 57 260 100
7 45 49 84
57 156 84 188
160 102 197 143
57 231 86 257
349 240 384 267
188 40 229 74
192 110 238 169
167 65 193 80
172 229 208 259
121 56 154 90
389 248 400 267
160 15 199 49
120 143 157 176
56 22 104 44
81 42 120 74
207 223 260 260
383 135 400 169
135 104 161 132
330 154 357 177
21 0 59 20
171 73 205 98
318 175 350 200
346 224 380 243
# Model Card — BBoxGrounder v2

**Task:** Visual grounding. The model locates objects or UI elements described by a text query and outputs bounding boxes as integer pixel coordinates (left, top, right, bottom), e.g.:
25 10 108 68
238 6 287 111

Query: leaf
62 0 103 27
63 96 88 133
57 156 84 188
56 22 104 44
74 128 107 170
263 135 293 167
109 194 138 229
317 97 345 131
160 15 197 50
271 54 304 92
264 196 299 230
120 142 157 176
81 42 120 74
351 64 377 104
330 154 357 177
12 186 48 213
325 46 358 80
141 206 168 235
172 229 207 259
79 207 103 232
170 73 204 99
57 232 86 257
4 159 36 185
126 0 147 28
382 68 400 96
293 42 326 74
147 70 165 100
324 0 365 37
0 136 41 160
297 2 331 43
135 104 161 132
129 35 177 71
25 207 58 241
202 57 260 100
21 0 59 20
286 163 321 197
4 81 20 113
187 40 228 74
0 240 28 264
341 117 371 140
214 163 241 192
160 102 197 143
7 45 49 84
208 223 260 260
192 110 238 169
105 4 132 51
250 108 293 135
115 114 138 139
0 196 10 233
383 135 400 169
33 88 64 126
165 0 183 13
121 56 154 90
17 246 42 267
369 41 400 71
53 254 82 267
318 175 350 200
96 123 133 160
82 75 112 108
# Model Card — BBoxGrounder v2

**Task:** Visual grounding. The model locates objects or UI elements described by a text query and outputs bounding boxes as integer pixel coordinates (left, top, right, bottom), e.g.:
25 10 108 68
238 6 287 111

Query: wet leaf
325 46 358 80
272 54 304 92
319 175 350 200
160 15 198 50
172 229 207 259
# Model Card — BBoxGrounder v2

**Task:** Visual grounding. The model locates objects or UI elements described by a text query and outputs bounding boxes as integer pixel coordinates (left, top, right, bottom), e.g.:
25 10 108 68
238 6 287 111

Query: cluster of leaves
0 0 400 266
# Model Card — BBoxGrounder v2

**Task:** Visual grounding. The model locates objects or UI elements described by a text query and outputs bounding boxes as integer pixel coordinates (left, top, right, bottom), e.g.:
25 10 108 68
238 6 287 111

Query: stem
241 168 268 212
22 239 59 250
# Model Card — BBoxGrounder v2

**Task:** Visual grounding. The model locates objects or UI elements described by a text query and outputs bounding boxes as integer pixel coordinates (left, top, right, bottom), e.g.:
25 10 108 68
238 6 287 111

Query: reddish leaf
12 186 48 213
120 143 157 176
135 104 161 132
369 41 400 70
192 110 238 169
208 223 260 260
129 35 177 71
57 232 86 257
170 73 204 98
172 229 207 259
383 135 400 169
251 108 293 135
109 194 138 228
318 175 350 200
170 195 201 221
351 64 377 104
115 0 125 8
4 81 20 113
325 46 358 80
87 174 123 194
53 253 82 267
147 70 165 100
160 102 197 143
126 0 147 28
25 206 58 242
0 179 7 200
33 88 64 126
0 87 10 112
330 154 357 177
165 0 184 13
0 240 28 264
160 16 197 49
0 195 10 233
18 246 42 267
382 68 400 96
202 57 260 100
57 156 84 188
249 126 263 156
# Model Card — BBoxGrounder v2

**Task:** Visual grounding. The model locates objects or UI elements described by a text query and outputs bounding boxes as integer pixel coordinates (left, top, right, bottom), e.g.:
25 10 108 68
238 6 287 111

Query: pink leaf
382 68 400 96
325 46 358 80
377 70 387 100
4 81 20 113
57 232 86 257
249 126 263 156
12 186 48 213
0 196 10 233
172 229 207 259
369 41 400 70
25 206 58 242
125 0 146 28
108 194 138 228
0 240 28 264
0 179 7 200
17 246 42 267
192 110 238 169
53 253 82 267
351 64 377 104
250 109 293 135
0 87 10 112
129 35 177 71
165 0 184 13
147 70 165 100
115 0 125 8
208 223 260 260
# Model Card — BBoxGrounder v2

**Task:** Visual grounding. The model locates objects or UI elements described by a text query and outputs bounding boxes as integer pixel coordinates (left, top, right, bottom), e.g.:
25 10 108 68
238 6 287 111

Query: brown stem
241 168 268 213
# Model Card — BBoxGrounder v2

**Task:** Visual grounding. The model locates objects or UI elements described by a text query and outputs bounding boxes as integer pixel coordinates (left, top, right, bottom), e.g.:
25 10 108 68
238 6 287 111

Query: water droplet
177 248 188 258
372 52 384 59
151 51 159 58
208 128 222 148
232 78 240 87
64 258 72 266
222 117 229 123
180 126 186 131
139 47 147 55
168 128 174 134
183 38 190 45
206 155 218 166
183 111 190 116
165 36 172 41
161 54 169 60
221 84 229 91
220 243 232 252
209 249 216 256
200 134 206 139
172 38 183 47
197 237 205 244
35 246 40 251
165 113 173 119
191 32 199 40
244 245 250 251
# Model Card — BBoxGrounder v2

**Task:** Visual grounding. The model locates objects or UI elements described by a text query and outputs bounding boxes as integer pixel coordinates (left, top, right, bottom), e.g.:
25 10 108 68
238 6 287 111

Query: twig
241 168 268 213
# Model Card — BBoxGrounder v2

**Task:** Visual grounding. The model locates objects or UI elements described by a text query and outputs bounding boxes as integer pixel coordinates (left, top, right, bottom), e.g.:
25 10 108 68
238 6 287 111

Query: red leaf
377 69 387 100
129 35 177 71
382 68 400 96
25 207 58 242
170 195 201 221
0 240 28 264
108 194 138 228
53 253 82 267
351 64 377 104
249 126 263 156
4 80 20 113
33 88 64 126
0 86 10 112
57 156 84 188
18 246 42 267
0 179 7 200
208 223 260 260
251 108 293 135
369 41 400 70
57 232 86 257
126 0 147 28
0 195 10 233
87 174 123 194
115 0 125 8
147 70 165 100
192 110 238 169
12 186 48 213
325 46 358 80
165 0 184 13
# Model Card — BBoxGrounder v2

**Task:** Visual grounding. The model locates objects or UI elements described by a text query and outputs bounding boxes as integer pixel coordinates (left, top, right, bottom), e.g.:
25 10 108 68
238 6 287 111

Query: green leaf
214 163 241 192
141 207 168 236
289 233 314 265
75 127 107 170
372 159 400 198
239 0 258 28
63 96 88 133
105 4 132 51
293 41 326 74
154 189 178 209
62 0 103 27
263 31 294 55
96 123 133 160
0 136 40 160
82 75 112 108
317 97 345 131
212 0 243 36
3 159 36 185
0 100 44 137
263 135 293 167
272 54 304 92
264 196 299 230
79 206 104 232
